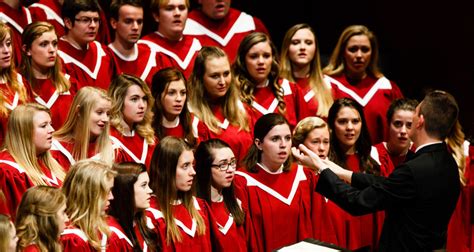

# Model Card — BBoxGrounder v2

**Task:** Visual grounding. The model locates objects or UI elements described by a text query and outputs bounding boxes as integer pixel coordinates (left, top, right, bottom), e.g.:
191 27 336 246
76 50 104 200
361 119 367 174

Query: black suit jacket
316 143 460 251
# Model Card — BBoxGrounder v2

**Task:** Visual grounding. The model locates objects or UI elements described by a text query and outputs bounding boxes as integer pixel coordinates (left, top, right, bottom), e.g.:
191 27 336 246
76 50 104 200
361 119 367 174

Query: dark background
233 0 474 139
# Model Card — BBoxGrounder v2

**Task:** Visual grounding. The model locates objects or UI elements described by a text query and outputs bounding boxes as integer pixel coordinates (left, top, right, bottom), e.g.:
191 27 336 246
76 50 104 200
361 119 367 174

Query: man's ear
417 114 425 129
110 18 118 30
255 138 262 150
152 12 160 23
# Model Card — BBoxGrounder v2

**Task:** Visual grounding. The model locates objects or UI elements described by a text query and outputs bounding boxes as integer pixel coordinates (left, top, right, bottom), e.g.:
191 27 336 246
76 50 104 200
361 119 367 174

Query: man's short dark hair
420 90 459 139
62 0 101 27
109 0 143 21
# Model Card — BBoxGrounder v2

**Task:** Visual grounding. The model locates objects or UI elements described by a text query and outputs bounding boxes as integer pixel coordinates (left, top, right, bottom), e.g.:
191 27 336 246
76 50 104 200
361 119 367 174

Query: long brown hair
149 137 205 244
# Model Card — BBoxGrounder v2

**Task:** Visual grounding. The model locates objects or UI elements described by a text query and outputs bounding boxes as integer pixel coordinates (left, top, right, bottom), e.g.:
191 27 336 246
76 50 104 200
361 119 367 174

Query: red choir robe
294 76 336 120
0 3 33 65
0 73 33 145
160 114 198 146
233 164 316 252
31 77 77 130
22 244 41 252
208 200 248 252
109 127 155 168
327 74 403 145
146 196 213 252
138 32 201 78
134 216 159 252
446 142 472 252
373 142 407 177
50 139 125 171
58 38 119 90
29 0 65 38
107 43 164 88
195 103 253 164
61 216 133 252
251 79 307 130
0 150 62 220
184 8 268 62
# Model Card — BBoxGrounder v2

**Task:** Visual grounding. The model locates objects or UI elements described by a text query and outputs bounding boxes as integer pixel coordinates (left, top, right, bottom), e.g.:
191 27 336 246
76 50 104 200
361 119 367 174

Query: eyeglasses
75 17 101 25
211 160 237 171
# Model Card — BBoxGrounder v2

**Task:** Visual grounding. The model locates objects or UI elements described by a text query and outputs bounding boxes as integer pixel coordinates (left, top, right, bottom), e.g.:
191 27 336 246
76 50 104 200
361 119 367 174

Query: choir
0 0 470 251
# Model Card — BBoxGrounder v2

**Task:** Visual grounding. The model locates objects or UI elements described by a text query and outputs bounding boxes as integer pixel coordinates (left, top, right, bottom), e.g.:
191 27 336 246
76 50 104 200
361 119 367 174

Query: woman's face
344 34 371 77
102 177 114 215
303 126 330 159
245 41 273 86
0 33 12 69
160 80 186 120
56 203 69 234
288 28 316 69
175 150 196 192
258 123 292 169
333 106 361 154
210 147 236 190
26 30 58 74
32 111 54 155
89 98 111 138
123 85 147 127
134 172 153 209
388 109 414 152
203 56 231 100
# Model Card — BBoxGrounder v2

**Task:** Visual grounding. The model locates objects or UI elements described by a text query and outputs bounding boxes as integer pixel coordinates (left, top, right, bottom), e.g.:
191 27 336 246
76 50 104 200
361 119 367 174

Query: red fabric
374 142 407 177
208 201 248 252
0 3 32 65
107 216 134 251
21 244 41 252
146 196 213 252
196 104 253 164
58 39 118 90
186 8 268 62
329 74 403 145
0 150 61 220
138 33 200 78
109 127 156 169
251 79 307 130
31 78 76 130
107 43 165 88
233 164 317 252
29 0 65 38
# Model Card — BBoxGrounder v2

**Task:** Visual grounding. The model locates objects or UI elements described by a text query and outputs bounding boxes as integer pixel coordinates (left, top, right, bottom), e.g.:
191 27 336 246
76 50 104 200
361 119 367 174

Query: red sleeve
0 166 34 220
50 149 72 172
197 120 211 142
253 17 269 35
21 244 41 252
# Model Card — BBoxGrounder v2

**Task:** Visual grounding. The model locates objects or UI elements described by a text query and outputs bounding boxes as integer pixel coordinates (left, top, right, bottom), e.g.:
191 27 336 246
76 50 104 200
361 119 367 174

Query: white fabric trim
234 165 307 206
58 41 106 79
29 3 64 26
216 214 234 235
0 160 25 173
109 135 148 164
183 12 255 46
51 139 76 165
109 226 133 246
370 146 381 165
138 38 201 70
326 75 392 106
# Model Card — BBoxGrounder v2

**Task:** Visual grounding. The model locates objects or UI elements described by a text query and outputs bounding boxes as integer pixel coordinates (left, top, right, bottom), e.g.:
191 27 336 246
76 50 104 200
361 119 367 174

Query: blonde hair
21 21 70 94
445 120 467 186
15 186 66 252
108 74 155 144
4 103 65 185
0 22 28 117
62 159 116 250
323 25 383 78
0 214 14 252
280 24 333 117
151 0 190 14
54 87 114 165
189 46 250 133
292 116 328 147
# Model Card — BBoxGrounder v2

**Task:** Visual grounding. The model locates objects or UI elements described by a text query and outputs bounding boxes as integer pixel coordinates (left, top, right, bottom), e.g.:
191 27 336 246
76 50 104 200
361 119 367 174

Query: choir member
51 87 119 170
234 32 306 129
323 25 403 144
233 113 318 252
61 159 133 251
151 68 197 147
21 21 78 129
109 162 160 251
183 0 269 62
15 186 68 252
188 46 253 163
280 23 333 119
59 0 118 90
0 103 65 220
108 74 156 168
195 139 254 251
147 136 213 251
139 0 201 78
